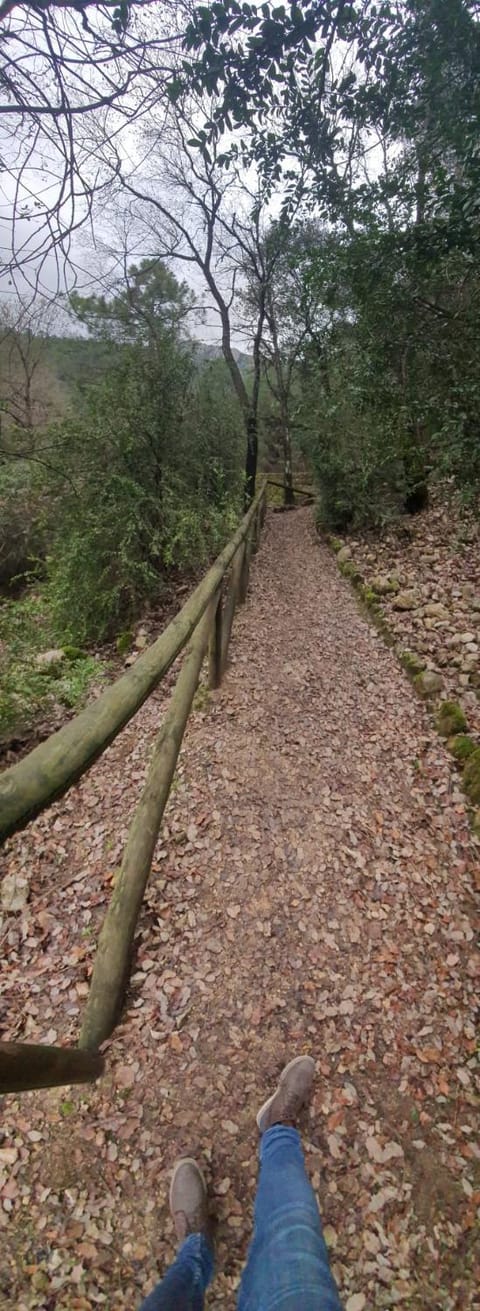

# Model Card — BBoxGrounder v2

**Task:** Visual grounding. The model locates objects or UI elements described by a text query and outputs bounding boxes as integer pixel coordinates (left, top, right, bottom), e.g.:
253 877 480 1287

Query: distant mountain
193 341 252 370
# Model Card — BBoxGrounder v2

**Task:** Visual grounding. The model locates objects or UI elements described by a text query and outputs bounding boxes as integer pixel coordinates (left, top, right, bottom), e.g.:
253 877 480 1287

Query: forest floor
348 493 480 738
1 509 479 1311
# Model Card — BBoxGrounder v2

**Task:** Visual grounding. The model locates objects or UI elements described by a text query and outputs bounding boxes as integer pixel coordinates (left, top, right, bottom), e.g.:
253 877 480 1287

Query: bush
46 344 244 642
0 592 103 740
448 734 476 762
437 700 467 737
463 748 480 805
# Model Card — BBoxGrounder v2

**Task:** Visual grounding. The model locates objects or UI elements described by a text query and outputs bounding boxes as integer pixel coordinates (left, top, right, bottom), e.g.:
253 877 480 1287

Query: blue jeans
139 1126 343 1310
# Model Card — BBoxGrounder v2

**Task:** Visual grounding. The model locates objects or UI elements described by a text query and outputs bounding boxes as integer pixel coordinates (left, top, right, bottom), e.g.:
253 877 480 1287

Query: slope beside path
1 509 478 1310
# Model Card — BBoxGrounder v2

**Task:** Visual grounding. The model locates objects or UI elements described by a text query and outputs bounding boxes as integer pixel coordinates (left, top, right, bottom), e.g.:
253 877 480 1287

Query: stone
415 670 443 697
346 1296 366 1311
457 632 475 644
461 656 477 674
35 648 65 671
1 872 29 912
134 633 148 650
394 591 418 611
370 575 399 596
337 545 352 564
423 602 450 620
400 650 425 676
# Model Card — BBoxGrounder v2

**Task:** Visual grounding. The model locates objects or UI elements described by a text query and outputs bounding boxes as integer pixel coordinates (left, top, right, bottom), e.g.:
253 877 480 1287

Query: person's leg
138 1158 214 1311
238 1057 343 1311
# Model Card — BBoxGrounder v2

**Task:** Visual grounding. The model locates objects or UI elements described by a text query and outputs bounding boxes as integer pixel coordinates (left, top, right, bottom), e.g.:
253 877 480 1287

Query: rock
400 650 425 676
1 872 29 912
370 575 399 596
471 597 480 612
337 545 352 564
35 648 65 671
415 670 443 697
457 632 475 644
437 701 467 737
394 590 418 611
424 602 450 620
461 656 477 673
134 634 148 650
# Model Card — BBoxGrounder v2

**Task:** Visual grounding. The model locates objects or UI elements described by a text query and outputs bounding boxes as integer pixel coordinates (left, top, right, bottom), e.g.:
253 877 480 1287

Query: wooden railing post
221 542 245 674
208 585 223 690
239 530 252 603
1 482 268 1086
0 1042 104 1094
79 604 214 1051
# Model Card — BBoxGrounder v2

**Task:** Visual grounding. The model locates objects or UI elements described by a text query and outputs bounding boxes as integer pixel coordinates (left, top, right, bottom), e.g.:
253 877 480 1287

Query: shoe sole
169 1157 207 1217
256 1055 316 1131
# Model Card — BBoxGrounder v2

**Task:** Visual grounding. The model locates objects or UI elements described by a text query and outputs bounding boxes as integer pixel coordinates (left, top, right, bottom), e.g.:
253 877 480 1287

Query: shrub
463 749 480 805
448 734 476 762
46 344 243 642
437 701 467 738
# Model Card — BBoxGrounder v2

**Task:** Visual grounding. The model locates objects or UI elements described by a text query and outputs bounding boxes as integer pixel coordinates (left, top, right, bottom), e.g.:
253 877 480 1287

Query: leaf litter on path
0 509 478 1308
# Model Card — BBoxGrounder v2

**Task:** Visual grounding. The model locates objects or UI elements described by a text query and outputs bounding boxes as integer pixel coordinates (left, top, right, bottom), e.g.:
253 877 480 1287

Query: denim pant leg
238 1125 343 1311
138 1233 214 1311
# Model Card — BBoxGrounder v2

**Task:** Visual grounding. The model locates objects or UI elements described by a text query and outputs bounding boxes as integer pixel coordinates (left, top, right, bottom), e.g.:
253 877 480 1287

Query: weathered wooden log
266 477 315 498
79 604 214 1051
239 528 253 604
0 482 266 845
0 1041 104 1094
208 585 223 691
221 542 245 674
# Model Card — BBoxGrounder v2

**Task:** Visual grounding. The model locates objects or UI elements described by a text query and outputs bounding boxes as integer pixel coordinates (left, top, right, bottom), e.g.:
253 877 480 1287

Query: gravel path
1 509 478 1310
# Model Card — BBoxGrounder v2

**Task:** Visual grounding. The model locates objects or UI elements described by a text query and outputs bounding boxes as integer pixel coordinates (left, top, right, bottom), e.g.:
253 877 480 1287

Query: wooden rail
0 1042 104 1094
0 482 265 845
0 481 267 1091
266 477 316 500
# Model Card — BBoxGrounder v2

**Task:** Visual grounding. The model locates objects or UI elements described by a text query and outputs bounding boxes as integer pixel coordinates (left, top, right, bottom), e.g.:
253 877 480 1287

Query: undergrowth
0 591 105 742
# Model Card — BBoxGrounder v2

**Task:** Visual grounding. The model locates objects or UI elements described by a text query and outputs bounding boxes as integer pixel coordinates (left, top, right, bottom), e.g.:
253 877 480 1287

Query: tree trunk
279 400 294 507
244 412 258 509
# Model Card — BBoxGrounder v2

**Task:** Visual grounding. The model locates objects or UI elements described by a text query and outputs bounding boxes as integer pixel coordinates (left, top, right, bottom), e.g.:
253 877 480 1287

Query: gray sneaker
256 1055 316 1133
169 1158 209 1244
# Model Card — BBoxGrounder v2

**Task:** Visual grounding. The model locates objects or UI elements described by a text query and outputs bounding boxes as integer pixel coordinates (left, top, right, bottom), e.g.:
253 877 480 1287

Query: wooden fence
0 481 267 1094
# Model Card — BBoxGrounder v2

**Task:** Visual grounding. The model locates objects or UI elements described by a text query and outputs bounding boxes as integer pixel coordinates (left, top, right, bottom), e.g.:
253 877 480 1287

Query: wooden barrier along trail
0 483 266 845
79 604 214 1050
0 1042 104 1094
0 481 267 1094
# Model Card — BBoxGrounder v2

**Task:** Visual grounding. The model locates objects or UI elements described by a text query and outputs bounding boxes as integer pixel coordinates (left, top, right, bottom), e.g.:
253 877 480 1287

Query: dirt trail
1 510 478 1310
